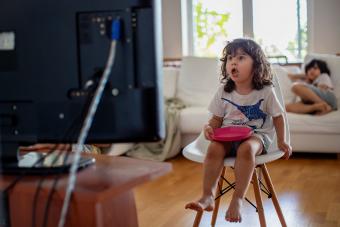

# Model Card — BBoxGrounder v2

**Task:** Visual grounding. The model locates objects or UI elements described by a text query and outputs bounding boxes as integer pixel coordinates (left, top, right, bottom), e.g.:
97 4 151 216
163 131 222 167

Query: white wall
308 0 340 54
162 0 340 58
162 0 182 58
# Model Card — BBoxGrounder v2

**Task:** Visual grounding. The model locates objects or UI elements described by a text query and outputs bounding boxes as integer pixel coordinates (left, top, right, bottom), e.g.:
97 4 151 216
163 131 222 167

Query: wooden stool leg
193 211 203 227
211 167 226 226
252 168 267 227
261 164 287 227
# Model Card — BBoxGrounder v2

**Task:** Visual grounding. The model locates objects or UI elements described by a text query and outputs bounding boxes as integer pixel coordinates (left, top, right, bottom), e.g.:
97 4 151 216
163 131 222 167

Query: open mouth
231 68 238 75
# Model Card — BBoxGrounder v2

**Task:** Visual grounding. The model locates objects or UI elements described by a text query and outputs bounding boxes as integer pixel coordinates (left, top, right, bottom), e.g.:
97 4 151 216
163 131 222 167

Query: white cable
58 40 117 227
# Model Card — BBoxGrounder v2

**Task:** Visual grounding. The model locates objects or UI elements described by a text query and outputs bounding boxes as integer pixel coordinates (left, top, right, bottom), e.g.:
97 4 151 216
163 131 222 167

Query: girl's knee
209 141 222 149
237 144 254 160
237 140 261 160
291 83 299 92
291 83 306 93
206 142 226 159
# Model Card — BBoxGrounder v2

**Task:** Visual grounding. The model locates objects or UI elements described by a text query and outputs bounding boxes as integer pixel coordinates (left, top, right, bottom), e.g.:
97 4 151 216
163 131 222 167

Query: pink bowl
212 126 253 142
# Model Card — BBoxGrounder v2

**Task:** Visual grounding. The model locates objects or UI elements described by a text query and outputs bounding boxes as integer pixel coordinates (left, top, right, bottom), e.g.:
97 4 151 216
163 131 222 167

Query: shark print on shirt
221 98 267 128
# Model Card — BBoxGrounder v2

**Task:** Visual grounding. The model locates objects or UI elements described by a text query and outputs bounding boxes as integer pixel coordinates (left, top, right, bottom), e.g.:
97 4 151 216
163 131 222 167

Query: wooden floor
134 153 340 227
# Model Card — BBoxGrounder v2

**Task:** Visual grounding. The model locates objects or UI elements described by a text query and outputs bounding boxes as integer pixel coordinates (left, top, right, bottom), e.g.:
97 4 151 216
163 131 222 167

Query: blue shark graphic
221 98 267 128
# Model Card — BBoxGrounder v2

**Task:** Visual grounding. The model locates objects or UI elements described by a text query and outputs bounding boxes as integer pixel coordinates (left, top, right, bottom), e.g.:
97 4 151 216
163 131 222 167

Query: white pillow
271 65 296 104
177 56 220 107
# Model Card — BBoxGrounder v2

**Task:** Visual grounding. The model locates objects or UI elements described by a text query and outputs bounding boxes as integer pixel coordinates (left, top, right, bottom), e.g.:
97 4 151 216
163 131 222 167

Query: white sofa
163 57 220 147
163 54 340 154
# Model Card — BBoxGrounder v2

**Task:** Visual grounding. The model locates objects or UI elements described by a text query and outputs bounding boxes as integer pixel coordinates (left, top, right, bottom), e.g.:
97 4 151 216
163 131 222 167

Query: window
185 0 307 62
253 0 307 62
192 0 243 57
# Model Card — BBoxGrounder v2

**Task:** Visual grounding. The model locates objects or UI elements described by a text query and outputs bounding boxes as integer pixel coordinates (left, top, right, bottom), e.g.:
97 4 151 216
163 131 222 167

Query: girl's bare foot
315 102 332 115
312 102 325 114
185 195 215 212
226 197 243 222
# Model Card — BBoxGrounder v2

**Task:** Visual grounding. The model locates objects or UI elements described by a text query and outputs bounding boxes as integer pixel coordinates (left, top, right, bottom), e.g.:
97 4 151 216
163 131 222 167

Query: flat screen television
0 0 164 173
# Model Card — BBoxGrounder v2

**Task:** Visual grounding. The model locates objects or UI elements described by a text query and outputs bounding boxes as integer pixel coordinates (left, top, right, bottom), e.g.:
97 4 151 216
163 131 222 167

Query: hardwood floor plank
135 154 340 227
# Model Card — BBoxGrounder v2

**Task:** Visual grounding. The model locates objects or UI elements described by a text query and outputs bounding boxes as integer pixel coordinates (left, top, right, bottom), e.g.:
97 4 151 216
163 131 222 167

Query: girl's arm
288 73 305 81
272 114 292 159
317 84 331 90
208 115 223 129
204 115 223 140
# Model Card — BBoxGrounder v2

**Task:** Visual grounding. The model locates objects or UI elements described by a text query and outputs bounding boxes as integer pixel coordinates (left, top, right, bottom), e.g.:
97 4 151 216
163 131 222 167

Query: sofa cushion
287 110 340 133
304 53 340 105
179 107 210 134
271 65 297 104
177 56 220 107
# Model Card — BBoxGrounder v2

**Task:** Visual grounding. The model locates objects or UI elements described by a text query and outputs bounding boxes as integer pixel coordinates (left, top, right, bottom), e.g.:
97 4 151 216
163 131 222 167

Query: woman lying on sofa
285 59 338 115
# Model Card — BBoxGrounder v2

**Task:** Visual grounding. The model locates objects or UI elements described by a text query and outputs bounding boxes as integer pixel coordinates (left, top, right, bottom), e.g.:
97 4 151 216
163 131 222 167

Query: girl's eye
227 56 233 61
238 56 244 60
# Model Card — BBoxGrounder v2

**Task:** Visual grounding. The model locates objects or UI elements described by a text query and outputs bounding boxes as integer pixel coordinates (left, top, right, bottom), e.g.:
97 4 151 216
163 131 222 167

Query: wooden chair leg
193 211 203 227
261 164 287 227
252 168 267 227
211 167 226 226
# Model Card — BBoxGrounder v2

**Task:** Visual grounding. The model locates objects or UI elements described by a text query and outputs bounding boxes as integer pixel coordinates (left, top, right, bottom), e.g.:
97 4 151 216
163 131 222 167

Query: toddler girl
185 38 292 223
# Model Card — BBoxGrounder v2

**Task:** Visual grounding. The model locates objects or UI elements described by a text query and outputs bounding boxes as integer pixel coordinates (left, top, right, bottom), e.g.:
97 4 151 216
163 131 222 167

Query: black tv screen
0 0 164 158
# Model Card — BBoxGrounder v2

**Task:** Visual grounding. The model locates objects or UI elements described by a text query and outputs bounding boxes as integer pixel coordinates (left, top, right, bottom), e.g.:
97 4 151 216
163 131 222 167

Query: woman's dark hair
220 38 272 93
304 59 331 76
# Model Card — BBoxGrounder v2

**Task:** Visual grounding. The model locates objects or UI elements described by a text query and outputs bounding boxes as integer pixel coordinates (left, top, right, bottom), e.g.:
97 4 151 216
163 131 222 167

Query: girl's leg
285 101 329 114
290 83 332 115
226 137 262 223
291 83 324 104
185 141 231 212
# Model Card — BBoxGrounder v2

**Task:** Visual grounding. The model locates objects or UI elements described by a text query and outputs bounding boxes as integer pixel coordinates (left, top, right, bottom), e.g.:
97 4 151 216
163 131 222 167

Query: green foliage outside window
287 22 308 60
194 1 230 56
193 0 307 61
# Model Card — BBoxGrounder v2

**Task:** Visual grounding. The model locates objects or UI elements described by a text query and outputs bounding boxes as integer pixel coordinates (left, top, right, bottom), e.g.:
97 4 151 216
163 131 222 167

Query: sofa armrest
163 67 179 99
281 65 302 74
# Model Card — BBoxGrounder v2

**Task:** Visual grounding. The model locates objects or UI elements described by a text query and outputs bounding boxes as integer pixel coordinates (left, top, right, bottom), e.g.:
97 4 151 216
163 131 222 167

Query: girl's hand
287 73 294 81
203 125 214 141
278 141 292 160
317 84 329 91
19 143 72 152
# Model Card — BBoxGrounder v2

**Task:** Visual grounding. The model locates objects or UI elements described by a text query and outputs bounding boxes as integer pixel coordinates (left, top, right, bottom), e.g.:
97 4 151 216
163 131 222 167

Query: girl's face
226 48 254 85
306 64 321 82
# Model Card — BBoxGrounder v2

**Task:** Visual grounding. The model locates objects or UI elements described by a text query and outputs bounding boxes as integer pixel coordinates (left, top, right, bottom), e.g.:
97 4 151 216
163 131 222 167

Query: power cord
31 18 123 227
32 84 97 227
57 18 121 227
31 114 85 227
38 92 96 227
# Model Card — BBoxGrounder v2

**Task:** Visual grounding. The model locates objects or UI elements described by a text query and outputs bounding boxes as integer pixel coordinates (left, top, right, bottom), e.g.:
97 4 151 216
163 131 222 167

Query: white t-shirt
312 73 333 89
208 85 284 149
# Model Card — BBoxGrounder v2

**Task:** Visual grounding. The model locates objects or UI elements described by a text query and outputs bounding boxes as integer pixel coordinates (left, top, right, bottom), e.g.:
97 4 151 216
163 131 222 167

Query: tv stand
0 154 172 227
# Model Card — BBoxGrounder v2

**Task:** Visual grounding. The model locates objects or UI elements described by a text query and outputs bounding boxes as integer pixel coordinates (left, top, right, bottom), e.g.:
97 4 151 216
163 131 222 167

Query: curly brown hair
220 38 272 93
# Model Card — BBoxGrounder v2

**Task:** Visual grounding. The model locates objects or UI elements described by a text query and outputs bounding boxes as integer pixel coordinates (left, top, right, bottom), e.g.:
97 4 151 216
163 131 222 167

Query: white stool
183 132 288 227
